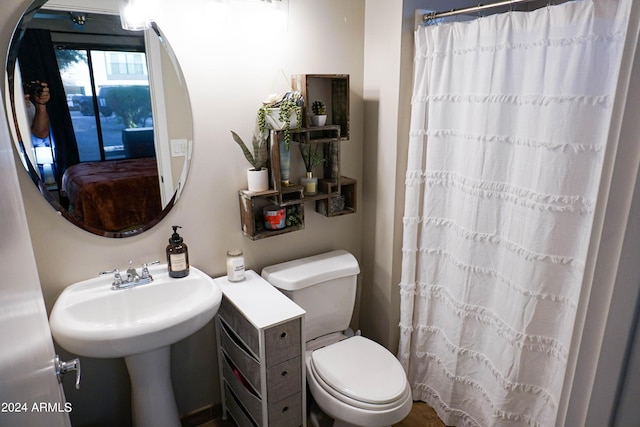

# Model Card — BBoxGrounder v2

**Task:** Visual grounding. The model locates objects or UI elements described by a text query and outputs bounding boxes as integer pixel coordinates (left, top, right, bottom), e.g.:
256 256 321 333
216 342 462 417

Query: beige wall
4 0 365 424
360 1 403 352
358 0 487 354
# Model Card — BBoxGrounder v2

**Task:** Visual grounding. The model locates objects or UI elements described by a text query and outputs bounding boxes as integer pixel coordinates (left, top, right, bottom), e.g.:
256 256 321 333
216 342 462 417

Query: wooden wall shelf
238 75 355 240
238 190 304 241
292 74 350 140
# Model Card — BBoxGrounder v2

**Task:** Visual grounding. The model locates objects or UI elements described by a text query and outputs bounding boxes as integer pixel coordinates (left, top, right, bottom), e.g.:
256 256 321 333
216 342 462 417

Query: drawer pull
282 406 289 413
281 370 288 377
280 331 288 339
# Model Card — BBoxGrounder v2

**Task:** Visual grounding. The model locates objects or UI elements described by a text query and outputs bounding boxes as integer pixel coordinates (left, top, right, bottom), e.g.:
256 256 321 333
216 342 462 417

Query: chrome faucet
126 260 140 283
101 260 159 290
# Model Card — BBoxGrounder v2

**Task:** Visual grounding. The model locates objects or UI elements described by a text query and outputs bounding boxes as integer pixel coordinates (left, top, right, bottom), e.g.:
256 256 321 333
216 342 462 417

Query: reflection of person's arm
31 102 50 139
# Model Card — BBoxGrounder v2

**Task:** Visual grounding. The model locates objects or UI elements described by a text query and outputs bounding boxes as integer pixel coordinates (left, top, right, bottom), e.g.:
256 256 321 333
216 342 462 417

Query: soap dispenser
166 225 189 278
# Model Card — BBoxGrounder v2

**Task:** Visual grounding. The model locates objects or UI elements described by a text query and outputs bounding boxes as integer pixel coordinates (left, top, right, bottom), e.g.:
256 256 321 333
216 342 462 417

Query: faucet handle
99 268 123 283
141 263 151 279
100 268 123 288
113 269 123 285
141 260 160 279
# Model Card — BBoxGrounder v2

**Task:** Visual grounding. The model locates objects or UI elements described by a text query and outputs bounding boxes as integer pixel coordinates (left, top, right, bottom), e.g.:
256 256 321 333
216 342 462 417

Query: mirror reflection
7 2 192 237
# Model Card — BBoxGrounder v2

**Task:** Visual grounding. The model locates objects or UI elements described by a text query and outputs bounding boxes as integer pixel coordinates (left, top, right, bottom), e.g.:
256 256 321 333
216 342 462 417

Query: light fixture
119 0 154 31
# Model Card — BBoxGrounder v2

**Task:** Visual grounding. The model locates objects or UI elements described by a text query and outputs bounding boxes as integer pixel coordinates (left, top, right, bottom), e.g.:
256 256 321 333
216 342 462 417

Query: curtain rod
423 0 542 22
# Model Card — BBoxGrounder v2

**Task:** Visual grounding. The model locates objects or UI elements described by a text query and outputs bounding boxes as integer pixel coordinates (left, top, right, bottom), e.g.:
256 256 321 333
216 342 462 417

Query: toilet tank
261 250 360 342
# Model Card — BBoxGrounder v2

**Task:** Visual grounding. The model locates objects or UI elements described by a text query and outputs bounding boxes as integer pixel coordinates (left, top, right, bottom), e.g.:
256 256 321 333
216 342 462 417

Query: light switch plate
170 139 188 157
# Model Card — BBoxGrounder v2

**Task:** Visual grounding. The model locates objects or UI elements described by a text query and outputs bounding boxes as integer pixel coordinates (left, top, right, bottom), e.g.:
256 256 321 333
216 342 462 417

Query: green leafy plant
311 100 326 115
298 142 324 173
285 204 303 227
102 85 151 128
257 91 304 151
231 131 267 170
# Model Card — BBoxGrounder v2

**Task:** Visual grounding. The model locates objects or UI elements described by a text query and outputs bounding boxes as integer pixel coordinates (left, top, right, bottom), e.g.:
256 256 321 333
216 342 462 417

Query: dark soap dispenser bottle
166 225 189 278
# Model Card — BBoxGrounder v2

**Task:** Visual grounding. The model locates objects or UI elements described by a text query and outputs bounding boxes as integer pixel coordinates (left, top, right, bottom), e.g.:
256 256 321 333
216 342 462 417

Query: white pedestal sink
49 263 222 427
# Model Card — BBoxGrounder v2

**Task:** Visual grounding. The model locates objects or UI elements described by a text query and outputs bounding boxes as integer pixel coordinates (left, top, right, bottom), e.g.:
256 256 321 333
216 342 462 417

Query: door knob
55 355 81 390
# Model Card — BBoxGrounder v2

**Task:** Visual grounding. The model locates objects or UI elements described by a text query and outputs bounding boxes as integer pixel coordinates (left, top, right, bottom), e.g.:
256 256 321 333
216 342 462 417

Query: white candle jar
226 250 245 282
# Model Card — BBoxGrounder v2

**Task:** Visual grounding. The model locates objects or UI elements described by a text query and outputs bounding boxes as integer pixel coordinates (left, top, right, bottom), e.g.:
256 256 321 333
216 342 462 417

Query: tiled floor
195 401 445 427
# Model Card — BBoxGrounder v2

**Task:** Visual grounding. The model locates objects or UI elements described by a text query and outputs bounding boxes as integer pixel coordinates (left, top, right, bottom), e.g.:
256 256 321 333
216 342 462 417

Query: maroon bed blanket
61 157 162 232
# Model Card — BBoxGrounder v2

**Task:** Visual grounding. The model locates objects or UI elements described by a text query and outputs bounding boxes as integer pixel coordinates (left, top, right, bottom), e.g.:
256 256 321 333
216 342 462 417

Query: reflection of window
55 47 152 163
107 52 147 80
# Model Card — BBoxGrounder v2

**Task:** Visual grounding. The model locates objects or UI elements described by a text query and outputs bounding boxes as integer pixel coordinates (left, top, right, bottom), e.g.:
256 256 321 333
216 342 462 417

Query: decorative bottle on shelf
279 139 291 185
166 225 189 278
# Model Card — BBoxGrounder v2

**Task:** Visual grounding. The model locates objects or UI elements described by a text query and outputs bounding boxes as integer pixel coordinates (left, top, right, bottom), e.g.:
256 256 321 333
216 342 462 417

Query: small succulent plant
311 100 326 116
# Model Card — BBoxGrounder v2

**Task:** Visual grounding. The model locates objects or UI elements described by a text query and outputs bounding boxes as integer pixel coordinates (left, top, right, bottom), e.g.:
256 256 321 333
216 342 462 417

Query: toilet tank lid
261 250 360 291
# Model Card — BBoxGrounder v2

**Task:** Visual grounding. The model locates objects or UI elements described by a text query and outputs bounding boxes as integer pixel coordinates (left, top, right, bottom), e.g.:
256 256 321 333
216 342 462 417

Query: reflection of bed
61 157 162 232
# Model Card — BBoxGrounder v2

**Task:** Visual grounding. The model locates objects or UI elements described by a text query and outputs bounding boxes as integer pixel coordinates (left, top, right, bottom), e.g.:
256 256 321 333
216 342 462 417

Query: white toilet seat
310 336 408 408
305 336 413 427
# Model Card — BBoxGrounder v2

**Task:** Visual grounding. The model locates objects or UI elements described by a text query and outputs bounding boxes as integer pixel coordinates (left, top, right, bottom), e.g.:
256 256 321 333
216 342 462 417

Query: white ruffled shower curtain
398 1 632 426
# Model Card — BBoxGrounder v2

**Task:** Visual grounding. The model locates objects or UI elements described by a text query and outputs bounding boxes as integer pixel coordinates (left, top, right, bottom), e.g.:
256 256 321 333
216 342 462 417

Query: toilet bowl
306 335 412 427
262 250 413 427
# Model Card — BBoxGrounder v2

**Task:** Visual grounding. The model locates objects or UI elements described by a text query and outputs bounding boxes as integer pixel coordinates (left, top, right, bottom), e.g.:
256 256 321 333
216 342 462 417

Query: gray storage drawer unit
215 270 306 427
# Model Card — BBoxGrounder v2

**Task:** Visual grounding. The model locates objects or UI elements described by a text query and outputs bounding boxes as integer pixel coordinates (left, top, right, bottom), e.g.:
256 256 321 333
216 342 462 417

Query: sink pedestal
49 264 222 427
125 346 180 427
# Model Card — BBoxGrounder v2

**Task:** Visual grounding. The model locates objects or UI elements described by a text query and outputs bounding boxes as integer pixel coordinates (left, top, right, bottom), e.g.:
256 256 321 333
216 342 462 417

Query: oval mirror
6 0 193 238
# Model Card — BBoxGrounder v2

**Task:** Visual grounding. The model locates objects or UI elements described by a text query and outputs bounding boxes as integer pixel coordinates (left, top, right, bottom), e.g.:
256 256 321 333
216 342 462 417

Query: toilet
262 250 412 427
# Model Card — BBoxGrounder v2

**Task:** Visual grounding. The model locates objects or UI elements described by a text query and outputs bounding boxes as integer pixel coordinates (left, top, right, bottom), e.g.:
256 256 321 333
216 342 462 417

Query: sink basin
49 263 222 427
50 263 221 358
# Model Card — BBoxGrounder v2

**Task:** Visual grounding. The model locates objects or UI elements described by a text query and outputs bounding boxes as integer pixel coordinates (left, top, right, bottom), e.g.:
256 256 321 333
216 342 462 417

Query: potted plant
257 91 303 186
231 130 269 192
257 91 304 151
311 100 327 126
298 142 324 195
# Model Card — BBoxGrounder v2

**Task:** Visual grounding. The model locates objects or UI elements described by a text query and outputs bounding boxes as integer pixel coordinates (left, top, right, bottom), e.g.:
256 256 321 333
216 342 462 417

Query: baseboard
180 403 222 427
